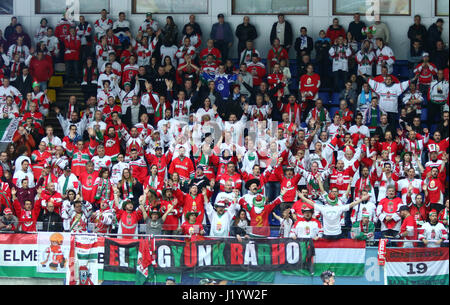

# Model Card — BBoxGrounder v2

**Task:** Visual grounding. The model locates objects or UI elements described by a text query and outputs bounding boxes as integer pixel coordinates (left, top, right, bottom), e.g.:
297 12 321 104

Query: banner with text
385 247 449 285
154 238 315 273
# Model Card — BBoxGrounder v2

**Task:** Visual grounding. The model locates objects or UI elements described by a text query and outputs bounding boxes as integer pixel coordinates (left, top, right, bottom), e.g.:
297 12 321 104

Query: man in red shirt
299 63 320 111
240 189 286 237
397 205 418 247
63 27 81 85
169 146 194 183
267 38 288 73
29 50 53 89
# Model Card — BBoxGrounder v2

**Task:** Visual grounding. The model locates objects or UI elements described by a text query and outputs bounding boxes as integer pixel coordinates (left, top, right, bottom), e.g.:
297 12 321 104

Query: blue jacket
210 22 233 44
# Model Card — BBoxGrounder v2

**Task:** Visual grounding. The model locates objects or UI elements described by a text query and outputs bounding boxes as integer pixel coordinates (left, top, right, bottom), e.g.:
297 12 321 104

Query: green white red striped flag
282 239 366 277
385 247 449 285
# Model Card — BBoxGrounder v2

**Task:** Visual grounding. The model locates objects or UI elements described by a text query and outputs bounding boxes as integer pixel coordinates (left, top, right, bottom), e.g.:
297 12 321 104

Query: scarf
122 180 133 199
83 66 98 83
94 178 110 200
360 91 372 106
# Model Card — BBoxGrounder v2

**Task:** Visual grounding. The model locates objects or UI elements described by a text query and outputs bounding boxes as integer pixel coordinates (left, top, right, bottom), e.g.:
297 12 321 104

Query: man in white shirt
298 185 370 239
57 165 80 196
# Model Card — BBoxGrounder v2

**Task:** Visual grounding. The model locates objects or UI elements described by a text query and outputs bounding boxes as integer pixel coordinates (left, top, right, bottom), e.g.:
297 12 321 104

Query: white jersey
375 45 395 75
112 20 130 37
0 103 19 118
91 155 112 171
41 36 60 57
397 178 424 204
41 136 62 150
57 173 80 195
329 45 352 72
0 85 22 104
419 222 448 248
205 202 240 237
368 79 410 114
111 161 130 184
289 217 323 239
348 125 370 145
314 203 350 236
94 18 113 39
13 170 35 188
351 201 377 224
355 50 375 76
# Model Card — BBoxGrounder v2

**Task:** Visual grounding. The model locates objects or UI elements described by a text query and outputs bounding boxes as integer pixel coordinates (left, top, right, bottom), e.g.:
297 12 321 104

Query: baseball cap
3 208 12 215
217 13 224 19
422 52 430 57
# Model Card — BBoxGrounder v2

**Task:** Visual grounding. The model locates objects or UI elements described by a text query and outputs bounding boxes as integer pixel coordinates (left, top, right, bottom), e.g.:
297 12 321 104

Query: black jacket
374 124 397 142
235 23 258 44
407 24 428 46
13 73 33 98
427 23 442 51
124 105 148 129
270 21 293 47
182 22 202 36
294 35 313 57
430 49 449 70
348 21 366 42
38 211 64 232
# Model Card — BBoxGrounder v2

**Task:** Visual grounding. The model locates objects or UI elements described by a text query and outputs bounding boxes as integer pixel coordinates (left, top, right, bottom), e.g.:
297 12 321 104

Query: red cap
3 208 12 215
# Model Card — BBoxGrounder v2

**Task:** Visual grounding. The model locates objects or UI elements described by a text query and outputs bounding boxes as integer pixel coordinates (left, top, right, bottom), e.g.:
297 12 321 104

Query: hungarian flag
385 247 449 285
66 235 100 285
282 239 366 277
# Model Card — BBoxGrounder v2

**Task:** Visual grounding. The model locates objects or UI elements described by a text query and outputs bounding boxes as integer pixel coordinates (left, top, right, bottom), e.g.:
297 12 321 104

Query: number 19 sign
385 248 449 285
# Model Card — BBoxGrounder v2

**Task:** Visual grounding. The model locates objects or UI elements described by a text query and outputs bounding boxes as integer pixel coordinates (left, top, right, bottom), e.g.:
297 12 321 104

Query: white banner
37 232 71 274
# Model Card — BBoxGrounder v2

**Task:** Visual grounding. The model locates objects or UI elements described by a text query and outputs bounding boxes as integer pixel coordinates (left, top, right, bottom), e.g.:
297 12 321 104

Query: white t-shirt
314 203 350 236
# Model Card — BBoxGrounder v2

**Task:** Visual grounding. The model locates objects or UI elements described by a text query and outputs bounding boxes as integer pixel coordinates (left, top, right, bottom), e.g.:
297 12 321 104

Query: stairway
47 84 85 140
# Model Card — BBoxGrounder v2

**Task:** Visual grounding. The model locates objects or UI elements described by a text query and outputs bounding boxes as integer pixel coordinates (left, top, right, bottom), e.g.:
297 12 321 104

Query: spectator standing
347 13 366 43
182 14 202 37
294 27 313 68
329 35 352 92
94 9 113 41
162 16 179 48
427 18 444 52
29 50 53 90
210 14 233 63
4 17 18 43
63 27 81 85
371 16 390 45
267 38 289 74
375 38 395 75
140 12 159 34
76 15 93 66
270 14 293 52
431 40 449 70
235 16 258 56
408 39 424 77
326 18 346 45
315 30 332 89
407 15 428 51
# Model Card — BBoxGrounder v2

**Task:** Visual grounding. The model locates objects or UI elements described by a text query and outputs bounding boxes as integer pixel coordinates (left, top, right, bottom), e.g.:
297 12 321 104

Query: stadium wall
0 0 447 61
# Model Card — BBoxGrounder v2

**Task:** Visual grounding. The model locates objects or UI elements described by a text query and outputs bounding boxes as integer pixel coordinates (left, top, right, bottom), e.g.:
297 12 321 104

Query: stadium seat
421 108 427 122
331 93 341 105
329 107 339 117
46 89 56 103
319 92 330 104
48 76 63 88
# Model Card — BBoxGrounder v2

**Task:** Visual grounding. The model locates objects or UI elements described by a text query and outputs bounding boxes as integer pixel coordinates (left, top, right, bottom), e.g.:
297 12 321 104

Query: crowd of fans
0 9 448 248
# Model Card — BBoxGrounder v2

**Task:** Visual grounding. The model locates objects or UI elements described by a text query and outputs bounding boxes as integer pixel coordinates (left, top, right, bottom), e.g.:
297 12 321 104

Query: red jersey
30 150 52 181
242 197 282 237
79 171 99 204
160 199 182 231
169 156 194 181
114 206 143 238
399 215 418 247
13 199 42 232
299 73 321 100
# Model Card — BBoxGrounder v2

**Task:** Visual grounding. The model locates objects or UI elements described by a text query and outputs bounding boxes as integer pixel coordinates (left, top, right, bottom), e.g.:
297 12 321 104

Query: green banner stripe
0 266 66 279
387 274 449 285
281 263 365 277
300 242 307 264
188 271 276 283
102 270 181 284
77 254 98 260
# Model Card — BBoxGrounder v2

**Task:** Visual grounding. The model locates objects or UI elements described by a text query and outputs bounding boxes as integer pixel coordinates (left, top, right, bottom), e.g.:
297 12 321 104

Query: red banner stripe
386 248 449 262
0 234 37 244
313 239 366 249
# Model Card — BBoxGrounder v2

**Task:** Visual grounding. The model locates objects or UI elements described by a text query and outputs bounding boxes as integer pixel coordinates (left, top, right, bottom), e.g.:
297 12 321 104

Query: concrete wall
0 0 448 60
